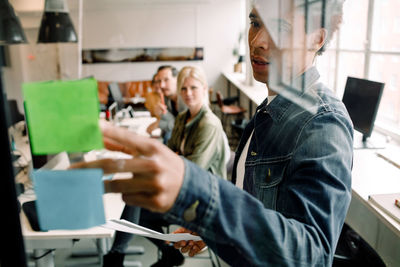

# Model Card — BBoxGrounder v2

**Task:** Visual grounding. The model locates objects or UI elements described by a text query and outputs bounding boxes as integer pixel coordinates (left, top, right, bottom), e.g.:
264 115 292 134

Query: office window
371 0 400 52
339 0 369 50
241 0 400 139
317 0 400 139
369 55 400 128
315 50 337 92
336 52 365 98
394 17 400 34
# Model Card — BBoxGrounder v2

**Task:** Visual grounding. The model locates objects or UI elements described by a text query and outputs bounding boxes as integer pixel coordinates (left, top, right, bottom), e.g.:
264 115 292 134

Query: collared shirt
236 95 276 189
164 67 354 266
158 95 186 133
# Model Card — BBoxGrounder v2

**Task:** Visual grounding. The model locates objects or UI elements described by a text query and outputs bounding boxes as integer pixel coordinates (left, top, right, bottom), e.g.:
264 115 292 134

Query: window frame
326 0 400 142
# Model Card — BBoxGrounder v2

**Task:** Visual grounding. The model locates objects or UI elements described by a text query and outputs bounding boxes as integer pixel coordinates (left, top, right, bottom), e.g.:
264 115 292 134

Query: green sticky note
23 78 103 155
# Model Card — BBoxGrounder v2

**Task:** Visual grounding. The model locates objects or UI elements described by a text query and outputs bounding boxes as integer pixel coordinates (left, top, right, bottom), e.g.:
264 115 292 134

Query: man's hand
146 120 160 136
172 227 207 257
154 103 167 117
70 121 185 213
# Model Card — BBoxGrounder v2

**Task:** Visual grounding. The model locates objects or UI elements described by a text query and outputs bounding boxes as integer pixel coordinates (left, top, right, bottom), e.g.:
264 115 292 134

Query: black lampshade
37 0 77 43
0 0 28 45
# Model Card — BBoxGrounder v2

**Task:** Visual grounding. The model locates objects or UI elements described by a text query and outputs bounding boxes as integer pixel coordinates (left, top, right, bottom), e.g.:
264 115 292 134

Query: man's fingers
172 227 191 234
189 245 201 257
70 158 120 174
120 192 170 212
100 121 158 157
174 241 187 249
105 176 163 194
180 244 191 254
103 136 136 155
70 158 156 176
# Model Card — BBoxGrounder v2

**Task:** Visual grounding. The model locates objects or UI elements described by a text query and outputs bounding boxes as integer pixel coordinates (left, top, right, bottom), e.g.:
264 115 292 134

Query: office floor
26 234 229 267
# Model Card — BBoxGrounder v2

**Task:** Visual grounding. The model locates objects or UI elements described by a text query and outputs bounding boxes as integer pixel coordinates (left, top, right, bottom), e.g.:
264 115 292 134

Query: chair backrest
97 81 110 105
7 99 24 127
216 91 224 109
108 82 123 103
208 87 214 105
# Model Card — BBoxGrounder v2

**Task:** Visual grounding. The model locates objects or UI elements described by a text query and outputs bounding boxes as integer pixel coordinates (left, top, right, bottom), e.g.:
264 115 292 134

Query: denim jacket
164 68 354 266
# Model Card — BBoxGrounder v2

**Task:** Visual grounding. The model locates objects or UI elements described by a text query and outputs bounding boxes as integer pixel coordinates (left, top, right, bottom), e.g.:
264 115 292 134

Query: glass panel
252 0 346 112
315 50 337 93
336 52 365 98
339 0 369 50
371 0 400 52
369 54 400 129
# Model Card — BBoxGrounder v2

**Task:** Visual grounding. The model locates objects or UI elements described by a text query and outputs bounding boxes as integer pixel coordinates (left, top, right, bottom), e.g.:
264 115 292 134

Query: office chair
7 99 25 127
215 91 246 122
209 88 241 108
215 91 246 147
333 223 386 267
231 118 248 146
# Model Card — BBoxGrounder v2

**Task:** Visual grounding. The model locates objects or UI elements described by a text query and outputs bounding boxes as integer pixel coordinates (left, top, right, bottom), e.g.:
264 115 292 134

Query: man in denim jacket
75 0 353 266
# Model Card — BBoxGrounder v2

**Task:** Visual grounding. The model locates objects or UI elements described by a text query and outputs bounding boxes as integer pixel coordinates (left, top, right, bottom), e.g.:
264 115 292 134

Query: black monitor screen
342 77 384 139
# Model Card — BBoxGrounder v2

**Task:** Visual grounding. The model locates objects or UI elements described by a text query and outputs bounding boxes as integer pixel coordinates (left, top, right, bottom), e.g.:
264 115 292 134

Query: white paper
40 151 70 170
102 219 202 242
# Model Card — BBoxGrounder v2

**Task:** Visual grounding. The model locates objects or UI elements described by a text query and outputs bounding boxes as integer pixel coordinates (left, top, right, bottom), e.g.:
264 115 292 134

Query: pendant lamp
0 0 28 45
37 0 78 43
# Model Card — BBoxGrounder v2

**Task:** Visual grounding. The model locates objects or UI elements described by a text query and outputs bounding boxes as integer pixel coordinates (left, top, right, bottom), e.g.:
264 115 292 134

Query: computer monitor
108 101 117 123
7 99 25 128
342 77 385 149
108 82 124 109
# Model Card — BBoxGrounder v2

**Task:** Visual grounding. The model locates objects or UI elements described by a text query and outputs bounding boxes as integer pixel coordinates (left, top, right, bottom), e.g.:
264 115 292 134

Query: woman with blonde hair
168 65 228 179
103 66 229 267
136 66 229 266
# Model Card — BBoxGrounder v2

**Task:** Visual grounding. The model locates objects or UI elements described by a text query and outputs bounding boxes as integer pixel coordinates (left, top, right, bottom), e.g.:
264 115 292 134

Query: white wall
78 0 244 87
4 0 244 110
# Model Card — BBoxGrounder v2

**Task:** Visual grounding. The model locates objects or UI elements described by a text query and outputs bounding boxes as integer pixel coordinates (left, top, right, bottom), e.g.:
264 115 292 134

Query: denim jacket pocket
252 158 290 210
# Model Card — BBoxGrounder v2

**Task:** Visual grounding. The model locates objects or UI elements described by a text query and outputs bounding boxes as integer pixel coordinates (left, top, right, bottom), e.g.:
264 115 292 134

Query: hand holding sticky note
32 169 105 230
23 78 103 155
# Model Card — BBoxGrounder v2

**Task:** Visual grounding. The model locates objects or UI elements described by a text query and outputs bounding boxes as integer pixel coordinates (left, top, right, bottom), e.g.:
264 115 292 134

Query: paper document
23 77 103 155
103 219 202 242
32 169 105 230
40 151 70 170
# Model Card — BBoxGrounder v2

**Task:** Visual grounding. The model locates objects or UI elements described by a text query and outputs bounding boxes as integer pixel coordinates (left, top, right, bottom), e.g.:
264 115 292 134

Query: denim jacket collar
257 66 321 124
232 67 321 185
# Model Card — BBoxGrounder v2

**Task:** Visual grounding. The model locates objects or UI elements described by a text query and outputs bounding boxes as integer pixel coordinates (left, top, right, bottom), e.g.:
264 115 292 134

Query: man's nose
160 81 166 88
250 28 270 50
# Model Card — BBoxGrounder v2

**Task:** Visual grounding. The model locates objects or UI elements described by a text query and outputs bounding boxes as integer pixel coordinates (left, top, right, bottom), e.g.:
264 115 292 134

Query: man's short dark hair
151 73 157 85
157 65 178 77
308 0 345 55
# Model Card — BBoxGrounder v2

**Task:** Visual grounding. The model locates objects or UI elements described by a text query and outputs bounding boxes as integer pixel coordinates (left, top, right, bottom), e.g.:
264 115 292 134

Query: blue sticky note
32 169 105 230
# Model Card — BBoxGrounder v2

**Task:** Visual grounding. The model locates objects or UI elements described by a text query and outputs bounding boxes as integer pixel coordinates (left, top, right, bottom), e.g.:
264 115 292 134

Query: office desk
117 113 157 137
20 193 124 267
18 115 156 267
222 71 267 116
222 71 400 266
346 149 400 266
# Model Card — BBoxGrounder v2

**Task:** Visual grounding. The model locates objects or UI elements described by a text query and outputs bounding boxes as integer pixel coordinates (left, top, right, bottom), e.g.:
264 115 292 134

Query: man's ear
314 28 328 50
308 28 327 51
